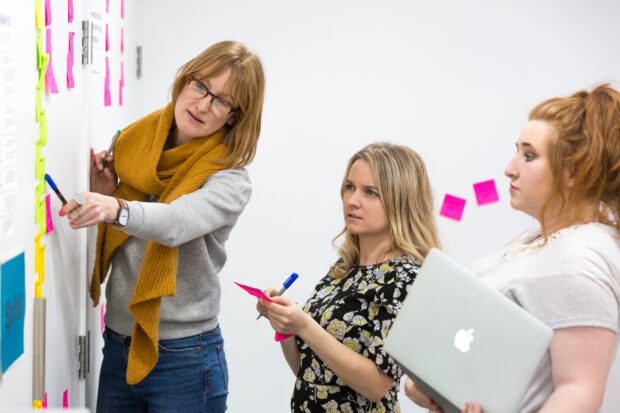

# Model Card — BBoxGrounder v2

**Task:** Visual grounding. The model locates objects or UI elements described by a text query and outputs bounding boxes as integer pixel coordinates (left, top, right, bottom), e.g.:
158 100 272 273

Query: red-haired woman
406 84 620 413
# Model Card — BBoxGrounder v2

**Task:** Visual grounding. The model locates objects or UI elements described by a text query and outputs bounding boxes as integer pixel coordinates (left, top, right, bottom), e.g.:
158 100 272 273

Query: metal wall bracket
78 332 90 380
81 21 90 64
137 46 142 79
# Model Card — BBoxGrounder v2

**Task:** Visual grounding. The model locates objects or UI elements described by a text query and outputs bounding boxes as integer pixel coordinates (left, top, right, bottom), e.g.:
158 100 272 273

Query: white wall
141 1 620 412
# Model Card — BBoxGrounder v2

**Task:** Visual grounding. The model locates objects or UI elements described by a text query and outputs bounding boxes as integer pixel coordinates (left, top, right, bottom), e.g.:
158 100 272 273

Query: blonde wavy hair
330 143 442 278
529 84 620 237
170 40 265 168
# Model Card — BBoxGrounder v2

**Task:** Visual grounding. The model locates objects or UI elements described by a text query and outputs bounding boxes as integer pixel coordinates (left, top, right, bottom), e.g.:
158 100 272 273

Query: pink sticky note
234 282 273 302
106 0 110 13
45 194 54 233
121 0 124 18
439 194 467 221
101 303 105 333
275 332 294 341
43 392 47 408
45 28 59 94
104 57 111 106
473 179 499 206
67 32 75 89
63 389 68 408
45 0 51 26
105 24 109 52
68 0 74 22
121 28 124 54
119 61 124 105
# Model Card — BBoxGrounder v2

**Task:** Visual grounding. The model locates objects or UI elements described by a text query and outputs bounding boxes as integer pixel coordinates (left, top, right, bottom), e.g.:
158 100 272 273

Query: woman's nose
505 156 518 179
196 94 214 112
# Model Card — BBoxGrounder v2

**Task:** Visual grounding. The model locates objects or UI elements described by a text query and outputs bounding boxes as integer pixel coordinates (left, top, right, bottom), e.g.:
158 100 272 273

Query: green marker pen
101 129 121 169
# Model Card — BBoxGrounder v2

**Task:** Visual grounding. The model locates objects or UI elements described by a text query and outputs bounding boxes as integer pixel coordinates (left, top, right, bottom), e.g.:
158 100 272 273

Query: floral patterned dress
291 256 419 413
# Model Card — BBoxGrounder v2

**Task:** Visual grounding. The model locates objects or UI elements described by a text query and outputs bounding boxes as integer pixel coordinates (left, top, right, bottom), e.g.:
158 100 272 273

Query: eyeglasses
185 73 236 116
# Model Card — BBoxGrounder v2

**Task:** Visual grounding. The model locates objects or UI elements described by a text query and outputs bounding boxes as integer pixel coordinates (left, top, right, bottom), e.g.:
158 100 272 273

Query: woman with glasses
257 143 442 412
59 41 265 412
406 84 620 413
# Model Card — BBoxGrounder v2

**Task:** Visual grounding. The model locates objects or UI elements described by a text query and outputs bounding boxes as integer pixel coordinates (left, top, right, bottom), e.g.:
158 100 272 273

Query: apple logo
454 329 474 353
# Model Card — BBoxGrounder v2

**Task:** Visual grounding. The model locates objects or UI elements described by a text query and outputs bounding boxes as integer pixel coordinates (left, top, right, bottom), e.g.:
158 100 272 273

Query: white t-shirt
468 222 620 413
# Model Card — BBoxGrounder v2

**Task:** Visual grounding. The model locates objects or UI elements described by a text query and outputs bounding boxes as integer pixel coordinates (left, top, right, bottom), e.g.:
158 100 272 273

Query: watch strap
113 198 129 228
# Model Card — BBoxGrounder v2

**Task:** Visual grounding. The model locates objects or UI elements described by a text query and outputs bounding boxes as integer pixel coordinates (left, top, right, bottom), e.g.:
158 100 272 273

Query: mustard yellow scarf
91 102 230 384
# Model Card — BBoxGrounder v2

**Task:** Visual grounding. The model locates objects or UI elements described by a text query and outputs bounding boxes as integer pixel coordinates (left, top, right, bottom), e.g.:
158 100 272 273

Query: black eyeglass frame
186 73 238 114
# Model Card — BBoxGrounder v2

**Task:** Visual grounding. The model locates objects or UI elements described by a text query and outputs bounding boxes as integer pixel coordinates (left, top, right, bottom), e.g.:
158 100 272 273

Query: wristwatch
112 198 129 228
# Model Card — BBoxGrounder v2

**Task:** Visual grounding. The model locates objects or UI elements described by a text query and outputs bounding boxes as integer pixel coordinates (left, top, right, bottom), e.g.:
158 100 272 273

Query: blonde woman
257 143 442 412
407 84 620 413
60 41 265 412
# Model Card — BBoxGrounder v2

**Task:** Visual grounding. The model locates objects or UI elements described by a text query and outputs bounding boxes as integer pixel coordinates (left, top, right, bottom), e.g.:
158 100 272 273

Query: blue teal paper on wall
1 251 25 373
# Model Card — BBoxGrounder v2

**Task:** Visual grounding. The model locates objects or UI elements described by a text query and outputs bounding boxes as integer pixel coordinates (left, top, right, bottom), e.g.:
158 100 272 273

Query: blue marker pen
44 174 68 205
257 272 299 320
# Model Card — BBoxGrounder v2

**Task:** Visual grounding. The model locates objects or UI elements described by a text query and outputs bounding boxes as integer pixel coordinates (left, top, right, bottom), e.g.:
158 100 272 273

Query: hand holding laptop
405 377 484 413
404 378 443 412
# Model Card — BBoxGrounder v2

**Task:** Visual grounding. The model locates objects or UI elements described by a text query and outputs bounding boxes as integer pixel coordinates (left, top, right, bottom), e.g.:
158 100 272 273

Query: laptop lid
384 248 553 413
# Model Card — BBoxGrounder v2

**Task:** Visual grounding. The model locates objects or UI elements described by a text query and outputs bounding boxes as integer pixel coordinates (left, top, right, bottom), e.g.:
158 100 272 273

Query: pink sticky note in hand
439 194 467 221
63 389 68 408
45 194 54 233
473 179 499 205
234 282 273 302
275 332 294 341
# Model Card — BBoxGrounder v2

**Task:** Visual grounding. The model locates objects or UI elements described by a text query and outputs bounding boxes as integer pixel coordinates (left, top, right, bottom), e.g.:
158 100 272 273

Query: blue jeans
97 326 229 412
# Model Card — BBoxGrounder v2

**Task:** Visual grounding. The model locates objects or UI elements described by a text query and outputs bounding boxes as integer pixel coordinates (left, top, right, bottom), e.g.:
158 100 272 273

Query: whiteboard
0 0 144 409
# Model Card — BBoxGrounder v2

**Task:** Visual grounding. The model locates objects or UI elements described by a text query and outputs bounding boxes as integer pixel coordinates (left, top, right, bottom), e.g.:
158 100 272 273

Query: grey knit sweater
104 168 251 339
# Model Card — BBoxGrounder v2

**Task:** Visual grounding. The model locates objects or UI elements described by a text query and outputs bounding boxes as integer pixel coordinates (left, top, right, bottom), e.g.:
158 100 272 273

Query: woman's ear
564 165 577 188
227 113 237 126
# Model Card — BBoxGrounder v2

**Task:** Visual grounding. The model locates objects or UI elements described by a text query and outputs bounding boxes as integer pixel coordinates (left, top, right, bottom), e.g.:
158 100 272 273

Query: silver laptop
384 248 553 413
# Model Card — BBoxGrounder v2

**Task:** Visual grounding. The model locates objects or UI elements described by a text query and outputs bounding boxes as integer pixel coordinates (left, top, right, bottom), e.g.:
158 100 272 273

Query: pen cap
283 272 299 289
44 174 58 191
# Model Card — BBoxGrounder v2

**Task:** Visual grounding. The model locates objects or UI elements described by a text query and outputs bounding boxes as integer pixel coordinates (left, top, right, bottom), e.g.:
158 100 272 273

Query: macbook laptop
384 248 553 413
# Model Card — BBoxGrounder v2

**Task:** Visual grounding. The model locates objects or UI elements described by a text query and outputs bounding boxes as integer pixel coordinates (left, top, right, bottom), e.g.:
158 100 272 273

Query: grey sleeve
120 168 252 247
513 248 619 332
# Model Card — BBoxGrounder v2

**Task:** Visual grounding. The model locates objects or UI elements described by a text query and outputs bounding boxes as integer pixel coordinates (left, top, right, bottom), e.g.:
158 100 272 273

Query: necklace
502 224 584 262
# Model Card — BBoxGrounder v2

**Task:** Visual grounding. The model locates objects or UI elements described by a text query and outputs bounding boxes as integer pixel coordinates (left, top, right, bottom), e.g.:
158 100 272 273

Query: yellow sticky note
34 233 46 297
35 0 44 29
36 91 41 122
36 30 44 68
38 54 49 84
38 116 47 146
